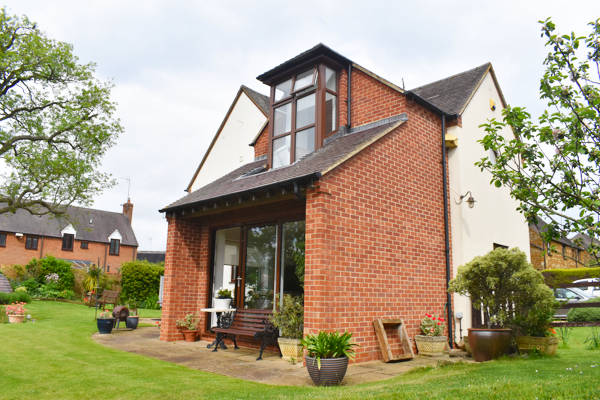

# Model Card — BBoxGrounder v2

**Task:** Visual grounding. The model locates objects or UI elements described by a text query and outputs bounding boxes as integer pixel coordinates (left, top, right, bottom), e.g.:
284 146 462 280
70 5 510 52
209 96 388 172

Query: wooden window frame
80 241 89 250
109 239 120 256
62 233 74 251
0 232 6 247
25 235 38 250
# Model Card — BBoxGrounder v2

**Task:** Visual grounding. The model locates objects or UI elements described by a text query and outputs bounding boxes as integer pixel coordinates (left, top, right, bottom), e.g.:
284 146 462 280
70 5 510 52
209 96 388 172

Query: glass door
211 227 240 326
244 225 277 309
280 221 305 302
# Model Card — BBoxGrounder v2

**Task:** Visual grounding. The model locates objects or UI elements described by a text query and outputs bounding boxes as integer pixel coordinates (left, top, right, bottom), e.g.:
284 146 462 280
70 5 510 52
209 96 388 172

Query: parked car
553 287 594 319
572 278 600 298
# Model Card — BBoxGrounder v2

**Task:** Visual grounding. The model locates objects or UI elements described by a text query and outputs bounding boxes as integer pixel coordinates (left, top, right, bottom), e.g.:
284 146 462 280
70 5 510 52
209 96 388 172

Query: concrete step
0 273 13 293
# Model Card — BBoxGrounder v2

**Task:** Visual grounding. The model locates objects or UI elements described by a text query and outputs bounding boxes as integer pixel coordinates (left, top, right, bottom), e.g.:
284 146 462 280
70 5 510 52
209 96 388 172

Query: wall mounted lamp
456 191 476 208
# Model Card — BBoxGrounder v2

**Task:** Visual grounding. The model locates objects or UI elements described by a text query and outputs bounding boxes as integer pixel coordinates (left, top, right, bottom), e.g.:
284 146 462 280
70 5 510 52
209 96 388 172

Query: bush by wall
120 261 163 304
0 291 32 304
542 267 600 288
567 307 600 322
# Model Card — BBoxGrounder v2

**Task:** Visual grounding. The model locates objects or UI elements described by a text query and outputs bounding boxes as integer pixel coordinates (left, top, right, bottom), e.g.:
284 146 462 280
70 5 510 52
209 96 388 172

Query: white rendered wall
189 92 267 192
447 73 531 341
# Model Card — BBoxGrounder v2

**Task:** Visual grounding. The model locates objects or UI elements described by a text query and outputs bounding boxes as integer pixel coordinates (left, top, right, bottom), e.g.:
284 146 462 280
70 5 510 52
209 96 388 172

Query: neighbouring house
159 44 528 362
412 64 531 335
0 199 138 273
529 219 589 269
137 251 166 263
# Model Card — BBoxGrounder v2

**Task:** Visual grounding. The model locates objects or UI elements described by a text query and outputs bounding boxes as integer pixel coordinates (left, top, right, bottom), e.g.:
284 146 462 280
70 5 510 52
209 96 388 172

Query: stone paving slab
93 327 472 386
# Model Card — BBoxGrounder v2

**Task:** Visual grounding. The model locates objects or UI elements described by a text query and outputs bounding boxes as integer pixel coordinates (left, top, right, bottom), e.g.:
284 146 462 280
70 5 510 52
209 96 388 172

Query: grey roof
137 251 166 263
410 63 491 116
162 114 407 212
530 219 582 249
571 233 600 249
241 85 270 116
0 205 138 247
0 272 12 293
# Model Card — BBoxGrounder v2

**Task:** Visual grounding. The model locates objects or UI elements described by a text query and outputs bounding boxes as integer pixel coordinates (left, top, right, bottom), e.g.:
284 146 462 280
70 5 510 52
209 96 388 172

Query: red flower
432 317 437 320
425 314 432 318
437 322 442 325
439 318 445 322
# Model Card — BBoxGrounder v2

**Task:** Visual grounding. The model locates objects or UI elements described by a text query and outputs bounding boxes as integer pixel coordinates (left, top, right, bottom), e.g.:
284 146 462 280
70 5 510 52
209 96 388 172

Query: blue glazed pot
97 318 115 334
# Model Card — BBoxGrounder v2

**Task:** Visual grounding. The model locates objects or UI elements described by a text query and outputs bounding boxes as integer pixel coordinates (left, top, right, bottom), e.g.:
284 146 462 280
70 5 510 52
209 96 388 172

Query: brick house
159 44 528 361
0 199 138 273
529 219 588 269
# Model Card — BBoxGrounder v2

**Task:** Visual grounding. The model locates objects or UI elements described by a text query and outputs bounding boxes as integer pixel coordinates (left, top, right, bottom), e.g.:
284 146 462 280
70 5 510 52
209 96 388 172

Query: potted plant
214 288 232 309
302 331 357 386
96 309 115 334
5 302 26 324
270 294 304 363
126 302 139 330
176 313 198 342
414 313 447 356
449 248 532 361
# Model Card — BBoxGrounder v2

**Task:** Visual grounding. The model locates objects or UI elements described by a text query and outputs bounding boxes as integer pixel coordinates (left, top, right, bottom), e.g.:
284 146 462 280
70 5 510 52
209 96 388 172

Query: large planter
181 329 198 342
126 316 139 330
213 298 232 309
468 328 512 362
516 336 559 356
97 318 115 334
305 356 349 386
8 314 25 324
415 335 447 356
278 337 303 362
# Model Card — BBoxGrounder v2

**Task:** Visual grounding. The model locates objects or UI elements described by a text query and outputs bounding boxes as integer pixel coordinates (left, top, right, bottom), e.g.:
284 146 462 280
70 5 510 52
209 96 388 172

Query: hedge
567 307 600 322
0 291 32 304
541 267 600 288
120 261 164 303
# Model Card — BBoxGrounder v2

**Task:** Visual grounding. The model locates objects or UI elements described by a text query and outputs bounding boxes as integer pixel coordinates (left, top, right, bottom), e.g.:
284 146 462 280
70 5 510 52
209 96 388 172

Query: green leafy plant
420 314 446 336
26 257 74 291
83 265 102 293
175 314 197 331
271 295 304 339
302 331 357 369
120 261 163 304
0 292 32 305
449 248 556 335
585 327 600 350
567 307 600 322
557 326 573 348
217 288 232 299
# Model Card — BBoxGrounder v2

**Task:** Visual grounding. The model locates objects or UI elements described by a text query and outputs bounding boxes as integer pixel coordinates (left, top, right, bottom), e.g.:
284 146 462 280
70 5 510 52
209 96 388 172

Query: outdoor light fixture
456 312 464 339
457 191 477 208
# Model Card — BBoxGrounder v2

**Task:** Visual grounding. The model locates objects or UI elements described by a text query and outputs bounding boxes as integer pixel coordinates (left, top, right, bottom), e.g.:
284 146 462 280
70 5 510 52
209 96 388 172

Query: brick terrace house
159 44 528 361
529 219 590 270
0 199 138 273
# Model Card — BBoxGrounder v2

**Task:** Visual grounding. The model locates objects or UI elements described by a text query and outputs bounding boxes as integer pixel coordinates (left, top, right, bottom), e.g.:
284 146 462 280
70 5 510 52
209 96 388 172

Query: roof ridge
410 62 491 91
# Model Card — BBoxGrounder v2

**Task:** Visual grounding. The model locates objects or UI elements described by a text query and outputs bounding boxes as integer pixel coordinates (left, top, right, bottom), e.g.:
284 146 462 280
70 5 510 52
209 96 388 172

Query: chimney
122 198 133 224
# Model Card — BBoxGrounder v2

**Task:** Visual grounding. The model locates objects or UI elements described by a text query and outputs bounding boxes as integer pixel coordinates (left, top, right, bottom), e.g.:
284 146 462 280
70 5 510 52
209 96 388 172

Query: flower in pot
96 309 115 334
214 288 233 309
270 294 304 363
415 313 447 356
5 302 26 324
449 248 536 361
176 313 198 342
301 331 357 386
126 302 139 330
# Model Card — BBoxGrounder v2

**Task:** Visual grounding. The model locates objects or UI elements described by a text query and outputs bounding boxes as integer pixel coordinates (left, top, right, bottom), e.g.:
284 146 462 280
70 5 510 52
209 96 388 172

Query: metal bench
211 309 279 360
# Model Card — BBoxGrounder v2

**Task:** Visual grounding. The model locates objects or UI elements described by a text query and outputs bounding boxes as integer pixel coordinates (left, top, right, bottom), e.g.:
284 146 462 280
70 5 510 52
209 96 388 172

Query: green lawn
1 301 599 399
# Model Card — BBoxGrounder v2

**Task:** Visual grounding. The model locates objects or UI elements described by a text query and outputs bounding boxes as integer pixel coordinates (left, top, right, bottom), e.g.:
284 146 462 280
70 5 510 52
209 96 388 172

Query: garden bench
95 289 119 310
211 309 279 360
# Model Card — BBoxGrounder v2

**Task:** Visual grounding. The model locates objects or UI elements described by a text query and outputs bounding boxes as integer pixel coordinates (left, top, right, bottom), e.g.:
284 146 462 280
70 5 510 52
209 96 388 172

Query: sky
1 1 597 251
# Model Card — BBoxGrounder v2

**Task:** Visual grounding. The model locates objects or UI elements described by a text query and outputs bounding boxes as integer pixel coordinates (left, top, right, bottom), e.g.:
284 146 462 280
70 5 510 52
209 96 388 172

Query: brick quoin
162 64 453 362
253 122 270 159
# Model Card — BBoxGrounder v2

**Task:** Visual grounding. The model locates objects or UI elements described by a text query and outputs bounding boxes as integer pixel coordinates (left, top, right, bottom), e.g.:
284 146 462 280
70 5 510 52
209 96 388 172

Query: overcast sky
2 1 596 251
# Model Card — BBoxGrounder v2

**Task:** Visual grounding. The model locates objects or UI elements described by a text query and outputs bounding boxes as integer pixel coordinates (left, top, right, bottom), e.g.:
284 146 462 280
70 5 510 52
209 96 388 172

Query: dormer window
270 65 338 169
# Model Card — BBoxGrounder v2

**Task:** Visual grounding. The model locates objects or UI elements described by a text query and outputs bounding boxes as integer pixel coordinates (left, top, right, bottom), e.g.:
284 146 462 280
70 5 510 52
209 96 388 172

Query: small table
200 307 235 349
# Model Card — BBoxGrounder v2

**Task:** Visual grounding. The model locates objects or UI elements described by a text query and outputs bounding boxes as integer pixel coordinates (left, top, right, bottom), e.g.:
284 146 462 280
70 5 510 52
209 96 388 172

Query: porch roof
160 114 407 213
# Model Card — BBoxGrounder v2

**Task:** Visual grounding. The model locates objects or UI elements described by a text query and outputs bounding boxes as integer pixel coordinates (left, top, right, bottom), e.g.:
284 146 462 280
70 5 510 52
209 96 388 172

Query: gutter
406 90 454 348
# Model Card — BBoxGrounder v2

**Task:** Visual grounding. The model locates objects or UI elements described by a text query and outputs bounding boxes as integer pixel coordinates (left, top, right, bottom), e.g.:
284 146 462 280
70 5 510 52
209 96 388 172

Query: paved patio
93 327 472 386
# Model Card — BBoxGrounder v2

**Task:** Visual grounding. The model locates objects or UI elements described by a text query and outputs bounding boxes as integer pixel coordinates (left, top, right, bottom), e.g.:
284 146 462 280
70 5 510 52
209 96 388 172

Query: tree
0 9 122 216
477 18 600 261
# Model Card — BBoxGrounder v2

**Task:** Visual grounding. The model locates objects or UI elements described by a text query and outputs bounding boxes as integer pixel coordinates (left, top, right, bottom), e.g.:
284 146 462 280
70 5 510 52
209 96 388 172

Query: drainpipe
441 114 453 348
346 64 352 129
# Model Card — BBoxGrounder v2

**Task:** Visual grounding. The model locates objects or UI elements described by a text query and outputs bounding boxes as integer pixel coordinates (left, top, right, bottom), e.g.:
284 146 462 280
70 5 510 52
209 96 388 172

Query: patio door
243 225 277 309
210 227 241 326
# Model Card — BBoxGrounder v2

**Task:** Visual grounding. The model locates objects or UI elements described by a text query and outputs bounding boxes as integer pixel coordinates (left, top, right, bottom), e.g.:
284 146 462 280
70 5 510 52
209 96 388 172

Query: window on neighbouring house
0 232 6 247
25 235 38 250
62 234 74 251
493 243 508 249
80 241 88 249
109 239 120 256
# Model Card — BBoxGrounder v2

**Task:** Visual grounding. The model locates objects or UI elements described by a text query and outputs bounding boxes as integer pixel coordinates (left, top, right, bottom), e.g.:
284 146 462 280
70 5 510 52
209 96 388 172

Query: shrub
567 307 600 322
26 256 74 291
541 267 600 288
121 261 163 303
21 278 40 293
271 295 304 339
140 293 160 310
0 291 32 304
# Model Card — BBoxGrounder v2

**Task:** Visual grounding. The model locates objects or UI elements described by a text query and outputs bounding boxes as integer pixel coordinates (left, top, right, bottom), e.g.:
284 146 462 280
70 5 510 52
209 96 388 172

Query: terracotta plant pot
8 314 25 324
516 336 559 356
181 329 198 342
468 328 512 362
305 356 349 386
277 337 303 363
414 335 447 356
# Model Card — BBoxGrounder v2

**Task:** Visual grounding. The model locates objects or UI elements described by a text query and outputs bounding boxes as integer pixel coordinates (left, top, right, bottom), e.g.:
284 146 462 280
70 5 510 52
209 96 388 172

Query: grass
0 301 599 399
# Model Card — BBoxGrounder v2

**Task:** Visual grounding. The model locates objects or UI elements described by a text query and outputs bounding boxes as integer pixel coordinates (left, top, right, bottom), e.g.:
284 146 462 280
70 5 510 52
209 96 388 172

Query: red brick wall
529 227 588 270
160 216 210 341
253 122 270 159
0 233 136 273
304 107 447 362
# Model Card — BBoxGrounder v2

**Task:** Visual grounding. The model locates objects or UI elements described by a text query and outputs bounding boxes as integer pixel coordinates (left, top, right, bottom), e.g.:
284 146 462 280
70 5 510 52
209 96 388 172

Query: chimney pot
122 198 133 223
